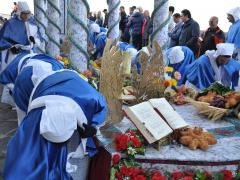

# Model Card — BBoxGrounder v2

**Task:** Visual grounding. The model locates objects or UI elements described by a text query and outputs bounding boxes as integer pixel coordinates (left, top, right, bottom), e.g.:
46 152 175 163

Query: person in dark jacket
179 9 200 58
200 16 225 55
103 9 108 28
142 10 152 47
127 9 144 50
119 6 128 35
88 12 96 22
95 11 103 27
168 13 183 47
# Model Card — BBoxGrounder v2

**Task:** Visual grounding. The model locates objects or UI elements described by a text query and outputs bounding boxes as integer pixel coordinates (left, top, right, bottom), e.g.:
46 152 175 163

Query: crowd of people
89 5 239 59
88 5 240 90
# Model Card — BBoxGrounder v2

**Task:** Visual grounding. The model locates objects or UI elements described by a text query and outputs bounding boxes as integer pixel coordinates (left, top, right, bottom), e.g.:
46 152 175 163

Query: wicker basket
187 98 228 121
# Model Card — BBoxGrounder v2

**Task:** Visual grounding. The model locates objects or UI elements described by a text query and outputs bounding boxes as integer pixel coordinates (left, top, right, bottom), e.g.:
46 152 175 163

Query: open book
124 98 188 144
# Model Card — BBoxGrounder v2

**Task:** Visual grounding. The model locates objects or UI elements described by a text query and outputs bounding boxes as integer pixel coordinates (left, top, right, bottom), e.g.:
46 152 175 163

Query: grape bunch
210 95 226 108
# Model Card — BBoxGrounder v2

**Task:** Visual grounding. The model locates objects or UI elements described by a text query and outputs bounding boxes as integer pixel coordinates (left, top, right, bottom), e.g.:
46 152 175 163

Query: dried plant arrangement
100 39 131 126
131 41 165 103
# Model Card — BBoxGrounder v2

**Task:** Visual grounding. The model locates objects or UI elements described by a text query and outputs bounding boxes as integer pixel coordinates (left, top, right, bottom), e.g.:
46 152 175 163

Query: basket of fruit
189 82 240 121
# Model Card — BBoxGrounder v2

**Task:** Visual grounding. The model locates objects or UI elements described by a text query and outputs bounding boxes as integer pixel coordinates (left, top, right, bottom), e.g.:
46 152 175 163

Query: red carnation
184 171 193 177
151 171 166 180
203 171 212 180
222 170 233 180
151 176 166 180
112 153 121 165
115 172 122 180
134 174 146 180
120 166 129 176
127 130 137 138
127 167 141 177
115 134 129 151
183 177 193 180
132 137 142 147
151 171 162 177
172 172 183 180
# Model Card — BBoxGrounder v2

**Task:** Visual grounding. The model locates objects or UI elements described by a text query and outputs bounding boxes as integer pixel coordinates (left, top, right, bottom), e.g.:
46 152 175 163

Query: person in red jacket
200 16 225 55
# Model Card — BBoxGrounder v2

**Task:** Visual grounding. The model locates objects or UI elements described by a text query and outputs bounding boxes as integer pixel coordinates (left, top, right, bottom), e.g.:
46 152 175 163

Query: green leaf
214 173 224 180
195 172 205 180
110 167 116 180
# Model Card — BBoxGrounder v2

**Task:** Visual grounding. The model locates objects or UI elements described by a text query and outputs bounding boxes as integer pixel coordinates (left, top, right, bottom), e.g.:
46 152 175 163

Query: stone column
107 0 120 40
46 0 61 57
151 0 170 50
34 0 48 53
67 0 89 72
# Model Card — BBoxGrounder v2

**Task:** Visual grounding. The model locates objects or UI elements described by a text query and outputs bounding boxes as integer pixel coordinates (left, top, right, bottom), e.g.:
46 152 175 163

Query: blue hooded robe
0 15 42 70
6 53 64 112
166 46 195 85
89 30 107 59
185 54 240 90
4 70 107 180
0 51 30 85
0 52 63 94
226 19 240 49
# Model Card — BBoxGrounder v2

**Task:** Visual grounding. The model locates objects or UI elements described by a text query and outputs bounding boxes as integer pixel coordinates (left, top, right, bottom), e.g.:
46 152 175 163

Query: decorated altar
88 104 240 180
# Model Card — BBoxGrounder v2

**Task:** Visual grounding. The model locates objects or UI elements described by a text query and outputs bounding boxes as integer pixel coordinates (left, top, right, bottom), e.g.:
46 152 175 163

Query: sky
0 0 239 32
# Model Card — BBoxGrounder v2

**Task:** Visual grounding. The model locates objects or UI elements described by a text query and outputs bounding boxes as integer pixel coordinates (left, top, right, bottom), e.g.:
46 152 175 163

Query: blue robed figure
0 51 64 123
0 1 42 105
226 7 240 59
166 46 195 85
0 51 30 86
118 41 144 74
184 43 240 90
4 70 107 180
0 2 42 69
118 42 139 63
89 23 107 59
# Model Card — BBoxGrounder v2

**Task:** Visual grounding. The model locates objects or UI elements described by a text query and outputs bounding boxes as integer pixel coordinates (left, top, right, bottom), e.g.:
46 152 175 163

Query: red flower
82 70 92 78
171 172 183 180
56 55 63 61
222 170 233 180
183 177 193 180
151 171 166 180
115 172 122 180
184 171 193 177
204 171 212 180
115 134 130 151
163 80 171 87
151 176 166 180
112 153 121 165
132 137 142 147
127 130 137 138
151 171 162 177
120 166 129 176
134 174 146 180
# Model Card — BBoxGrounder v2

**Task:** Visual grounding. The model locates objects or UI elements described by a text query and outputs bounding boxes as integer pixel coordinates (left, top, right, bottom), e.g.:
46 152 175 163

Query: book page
127 102 173 141
149 98 188 129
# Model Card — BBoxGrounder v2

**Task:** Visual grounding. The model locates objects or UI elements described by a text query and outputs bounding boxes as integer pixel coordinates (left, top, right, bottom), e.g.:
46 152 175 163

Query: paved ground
0 85 89 180
0 87 17 179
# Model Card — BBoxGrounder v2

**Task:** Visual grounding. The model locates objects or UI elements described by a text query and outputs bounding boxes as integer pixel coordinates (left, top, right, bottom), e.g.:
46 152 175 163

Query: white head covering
214 43 235 57
17 1 30 13
227 7 240 21
133 9 140 13
126 48 138 62
90 23 100 33
140 47 150 57
168 46 184 64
